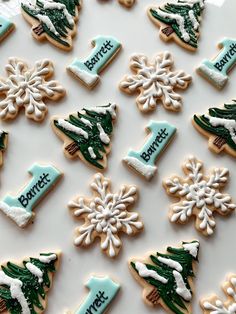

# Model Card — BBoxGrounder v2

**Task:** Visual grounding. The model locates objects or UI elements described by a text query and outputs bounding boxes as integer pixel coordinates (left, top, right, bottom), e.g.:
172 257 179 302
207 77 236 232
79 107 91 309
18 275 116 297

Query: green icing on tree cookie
130 241 199 314
21 0 81 49
149 0 205 49
53 103 117 169
194 101 236 153
0 131 7 152
0 253 59 314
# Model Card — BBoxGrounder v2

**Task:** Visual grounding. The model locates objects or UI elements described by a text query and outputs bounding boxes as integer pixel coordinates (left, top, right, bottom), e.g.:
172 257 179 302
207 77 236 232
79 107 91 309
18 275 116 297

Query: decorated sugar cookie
163 156 236 236
197 38 236 89
193 100 236 157
52 103 117 170
0 252 60 313
0 58 65 122
21 0 81 51
67 276 120 314
129 240 200 314
123 120 176 180
0 130 8 167
68 173 143 258
67 36 121 89
119 52 191 113
148 0 205 51
0 163 62 227
99 0 135 8
0 15 15 43
201 274 236 314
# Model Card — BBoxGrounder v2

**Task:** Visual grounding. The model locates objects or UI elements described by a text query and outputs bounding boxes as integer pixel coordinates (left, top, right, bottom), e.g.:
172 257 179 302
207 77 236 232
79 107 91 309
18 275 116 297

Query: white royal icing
206 115 236 144
38 253 57 263
0 201 32 227
97 123 110 144
157 256 183 272
67 65 99 86
26 262 43 283
173 270 192 301
197 63 228 89
123 156 157 180
135 262 168 284
88 147 96 159
183 242 199 258
57 119 88 139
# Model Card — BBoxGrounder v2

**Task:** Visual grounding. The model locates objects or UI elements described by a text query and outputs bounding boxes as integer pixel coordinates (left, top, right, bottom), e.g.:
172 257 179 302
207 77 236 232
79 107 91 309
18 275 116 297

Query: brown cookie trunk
33 23 45 36
213 136 226 149
0 298 7 312
65 142 80 156
162 26 174 37
146 288 160 305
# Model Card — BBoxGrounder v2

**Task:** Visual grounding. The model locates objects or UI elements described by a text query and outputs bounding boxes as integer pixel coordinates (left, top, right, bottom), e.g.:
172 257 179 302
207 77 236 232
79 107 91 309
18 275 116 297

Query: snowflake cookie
119 52 191 113
163 156 236 236
21 0 82 51
129 240 199 314
0 252 60 314
0 58 65 122
148 0 205 51
68 173 143 258
201 274 236 314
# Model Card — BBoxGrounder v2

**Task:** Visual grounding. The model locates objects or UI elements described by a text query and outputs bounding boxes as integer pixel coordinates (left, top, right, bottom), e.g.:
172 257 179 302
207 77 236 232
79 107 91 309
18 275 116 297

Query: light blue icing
201 38 236 78
75 276 120 314
124 121 176 179
0 15 14 40
68 35 121 85
2 163 61 214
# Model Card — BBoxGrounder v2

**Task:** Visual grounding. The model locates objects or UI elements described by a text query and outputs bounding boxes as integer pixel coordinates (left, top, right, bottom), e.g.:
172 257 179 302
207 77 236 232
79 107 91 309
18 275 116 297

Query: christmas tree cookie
52 103 117 170
21 0 81 51
119 52 191 113
129 240 199 314
0 16 15 43
68 173 143 258
201 274 236 314
148 0 205 51
67 276 120 314
163 156 236 236
0 130 8 167
0 252 60 313
0 58 65 122
193 100 236 157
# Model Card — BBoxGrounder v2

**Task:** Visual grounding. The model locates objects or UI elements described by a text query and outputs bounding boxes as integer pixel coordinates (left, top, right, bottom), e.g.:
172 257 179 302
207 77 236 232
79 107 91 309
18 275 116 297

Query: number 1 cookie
21 0 82 51
129 240 200 314
0 15 15 43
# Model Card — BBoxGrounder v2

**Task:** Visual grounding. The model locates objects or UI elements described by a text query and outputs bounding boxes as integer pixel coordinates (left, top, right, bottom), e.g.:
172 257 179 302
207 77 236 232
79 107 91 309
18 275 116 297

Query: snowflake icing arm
201 275 236 314
119 52 191 113
68 173 143 258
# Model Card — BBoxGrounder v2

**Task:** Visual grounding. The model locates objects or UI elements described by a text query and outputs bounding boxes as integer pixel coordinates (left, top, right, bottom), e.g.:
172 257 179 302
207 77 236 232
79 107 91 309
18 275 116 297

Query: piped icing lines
119 52 192 113
129 240 200 314
67 36 122 89
163 156 236 236
201 275 236 314
148 0 205 51
52 103 117 170
193 100 236 157
123 121 176 180
197 38 236 89
0 130 8 167
67 276 120 314
0 58 65 122
21 0 81 50
0 15 15 43
0 164 62 227
68 173 143 258
0 252 59 314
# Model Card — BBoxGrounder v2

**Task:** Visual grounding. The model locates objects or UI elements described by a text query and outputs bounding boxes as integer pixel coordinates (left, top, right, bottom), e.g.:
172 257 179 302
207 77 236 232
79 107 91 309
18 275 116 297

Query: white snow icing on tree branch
68 173 143 257
120 52 191 113
201 275 236 314
0 58 65 121
163 156 236 236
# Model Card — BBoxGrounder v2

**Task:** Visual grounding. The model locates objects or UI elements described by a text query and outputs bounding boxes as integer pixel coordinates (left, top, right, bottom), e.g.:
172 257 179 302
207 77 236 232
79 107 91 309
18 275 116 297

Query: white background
0 0 236 313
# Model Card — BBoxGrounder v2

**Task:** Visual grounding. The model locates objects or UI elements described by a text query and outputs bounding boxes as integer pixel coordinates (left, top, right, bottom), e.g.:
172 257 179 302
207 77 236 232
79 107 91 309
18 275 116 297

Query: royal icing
0 15 14 42
67 36 121 88
201 275 236 314
0 163 62 227
21 0 81 50
130 241 199 314
0 253 59 314
163 156 236 236
0 58 65 121
68 173 143 258
120 52 191 113
148 0 205 50
52 103 117 170
123 121 176 180
193 101 236 157
197 38 236 89
67 276 120 314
